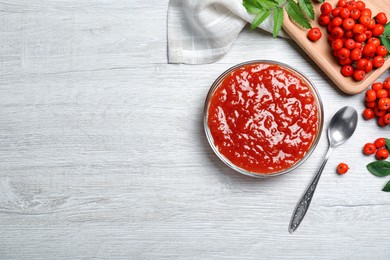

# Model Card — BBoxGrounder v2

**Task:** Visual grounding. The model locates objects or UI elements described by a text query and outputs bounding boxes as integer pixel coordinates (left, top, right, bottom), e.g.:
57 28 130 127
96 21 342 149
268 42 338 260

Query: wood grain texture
1 0 390 259
283 0 390 95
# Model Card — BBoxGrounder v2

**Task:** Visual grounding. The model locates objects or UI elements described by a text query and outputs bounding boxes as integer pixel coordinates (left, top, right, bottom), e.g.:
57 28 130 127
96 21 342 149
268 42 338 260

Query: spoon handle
289 147 333 233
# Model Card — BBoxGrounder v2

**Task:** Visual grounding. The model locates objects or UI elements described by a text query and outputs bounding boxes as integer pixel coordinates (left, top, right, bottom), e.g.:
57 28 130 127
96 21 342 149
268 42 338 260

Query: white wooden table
1 1 390 259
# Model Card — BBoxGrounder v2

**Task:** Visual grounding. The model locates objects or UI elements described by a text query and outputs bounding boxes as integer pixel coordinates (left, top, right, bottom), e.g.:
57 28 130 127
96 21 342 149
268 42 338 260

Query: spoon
288 106 358 233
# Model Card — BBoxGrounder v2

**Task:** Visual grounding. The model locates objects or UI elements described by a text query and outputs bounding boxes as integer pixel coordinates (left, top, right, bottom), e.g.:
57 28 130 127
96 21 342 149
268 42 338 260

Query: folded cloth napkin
167 0 288 64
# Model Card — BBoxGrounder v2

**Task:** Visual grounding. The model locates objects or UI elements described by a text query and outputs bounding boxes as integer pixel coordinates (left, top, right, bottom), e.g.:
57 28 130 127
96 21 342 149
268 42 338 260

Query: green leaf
257 0 279 9
243 0 263 14
367 161 390 177
273 7 284 38
380 22 390 52
243 0 279 10
317 0 324 2
286 0 312 29
243 0 263 8
383 22 390 36
298 0 314 20
380 36 390 53
385 138 390 151
250 9 271 30
382 180 390 192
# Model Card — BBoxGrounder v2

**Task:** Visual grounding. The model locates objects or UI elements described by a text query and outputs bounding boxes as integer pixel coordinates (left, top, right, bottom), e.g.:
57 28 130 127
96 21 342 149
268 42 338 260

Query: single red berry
376 89 388 99
352 24 365 34
341 65 354 77
350 48 362 61
342 18 355 30
373 56 385 68
365 89 377 102
344 39 356 50
339 8 350 19
375 107 386 117
378 98 390 110
376 46 388 57
319 14 331 26
337 0 347 8
359 15 371 27
337 163 349 175
355 1 365 11
374 138 386 148
308 27 322 42
337 48 350 60
384 78 390 89
375 12 388 25
367 37 381 47
332 27 344 39
372 82 383 91
362 108 375 120
320 2 333 15
372 24 385 37
353 70 366 81
363 143 376 155
376 148 389 160
350 9 361 20
332 39 344 50
384 113 390 125
361 8 372 17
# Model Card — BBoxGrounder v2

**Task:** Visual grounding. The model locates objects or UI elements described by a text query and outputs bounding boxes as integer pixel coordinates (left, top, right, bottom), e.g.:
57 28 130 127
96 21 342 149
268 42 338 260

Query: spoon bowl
328 106 358 148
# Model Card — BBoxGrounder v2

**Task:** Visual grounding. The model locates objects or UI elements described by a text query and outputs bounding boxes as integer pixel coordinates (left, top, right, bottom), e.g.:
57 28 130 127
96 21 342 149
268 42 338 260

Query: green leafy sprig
243 0 320 38
379 22 390 52
366 138 390 192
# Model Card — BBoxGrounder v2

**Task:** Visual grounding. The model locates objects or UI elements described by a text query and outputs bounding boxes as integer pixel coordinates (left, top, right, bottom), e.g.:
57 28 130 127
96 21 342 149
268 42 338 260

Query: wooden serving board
282 0 390 95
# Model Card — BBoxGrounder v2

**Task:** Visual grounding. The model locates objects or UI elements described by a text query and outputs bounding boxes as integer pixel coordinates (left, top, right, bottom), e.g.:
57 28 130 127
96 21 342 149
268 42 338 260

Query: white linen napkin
167 0 288 64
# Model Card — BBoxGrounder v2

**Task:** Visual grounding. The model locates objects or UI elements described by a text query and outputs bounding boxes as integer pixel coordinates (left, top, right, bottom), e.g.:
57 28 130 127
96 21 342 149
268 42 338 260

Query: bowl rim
203 60 324 178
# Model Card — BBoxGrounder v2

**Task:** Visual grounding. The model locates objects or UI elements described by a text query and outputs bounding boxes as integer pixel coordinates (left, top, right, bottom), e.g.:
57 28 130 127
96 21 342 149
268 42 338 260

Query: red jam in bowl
206 62 321 175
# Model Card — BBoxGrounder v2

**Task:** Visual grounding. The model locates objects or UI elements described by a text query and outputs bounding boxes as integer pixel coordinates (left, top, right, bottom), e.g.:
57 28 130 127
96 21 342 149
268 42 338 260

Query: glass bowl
203 60 324 178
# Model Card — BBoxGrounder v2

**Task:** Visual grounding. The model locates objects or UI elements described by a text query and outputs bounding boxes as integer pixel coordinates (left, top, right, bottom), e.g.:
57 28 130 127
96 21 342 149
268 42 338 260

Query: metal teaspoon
289 106 358 233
